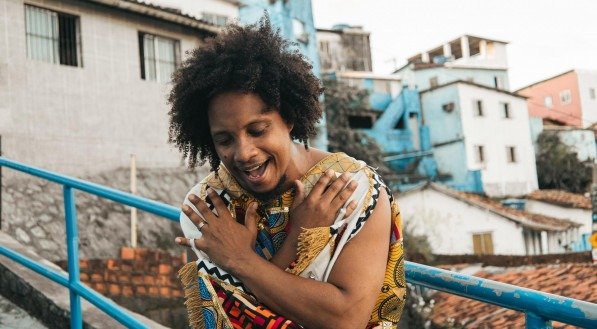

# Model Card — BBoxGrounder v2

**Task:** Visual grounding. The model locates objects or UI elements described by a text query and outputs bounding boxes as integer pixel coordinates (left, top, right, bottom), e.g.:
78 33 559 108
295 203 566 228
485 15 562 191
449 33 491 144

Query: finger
206 189 231 220
182 204 210 226
322 172 352 205
291 180 305 210
329 178 357 210
344 200 358 218
308 169 334 201
244 202 259 238
188 195 217 222
175 236 207 250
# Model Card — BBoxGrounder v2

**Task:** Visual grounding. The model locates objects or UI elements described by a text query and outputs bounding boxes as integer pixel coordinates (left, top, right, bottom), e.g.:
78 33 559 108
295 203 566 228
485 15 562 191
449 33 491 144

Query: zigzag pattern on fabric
197 261 247 291
348 170 383 239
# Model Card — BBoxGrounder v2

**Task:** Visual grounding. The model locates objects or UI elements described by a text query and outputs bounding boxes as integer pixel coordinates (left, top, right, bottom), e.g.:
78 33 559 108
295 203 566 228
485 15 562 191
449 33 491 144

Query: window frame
560 89 572 105
474 144 485 164
544 95 553 109
506 146 517 163
24 4 82 67
501 102 511 119
473 99 484 117
138 32 181 83
472 232 494 255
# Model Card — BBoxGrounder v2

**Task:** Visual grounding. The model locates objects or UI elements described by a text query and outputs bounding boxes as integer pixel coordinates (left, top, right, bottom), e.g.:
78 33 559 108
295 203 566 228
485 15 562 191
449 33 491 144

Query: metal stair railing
0 157 596 328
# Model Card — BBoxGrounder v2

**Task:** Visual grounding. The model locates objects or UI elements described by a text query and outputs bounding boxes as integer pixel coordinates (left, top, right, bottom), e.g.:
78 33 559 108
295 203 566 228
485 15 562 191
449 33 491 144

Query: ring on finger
198 221 206 231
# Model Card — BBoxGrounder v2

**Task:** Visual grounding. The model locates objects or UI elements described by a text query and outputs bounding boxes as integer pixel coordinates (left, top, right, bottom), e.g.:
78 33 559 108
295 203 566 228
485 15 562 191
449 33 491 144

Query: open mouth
239 158 270 183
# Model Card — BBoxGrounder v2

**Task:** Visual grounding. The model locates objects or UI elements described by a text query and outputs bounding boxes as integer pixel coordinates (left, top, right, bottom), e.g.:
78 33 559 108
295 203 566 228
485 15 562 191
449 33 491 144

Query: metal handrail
0 156 596 328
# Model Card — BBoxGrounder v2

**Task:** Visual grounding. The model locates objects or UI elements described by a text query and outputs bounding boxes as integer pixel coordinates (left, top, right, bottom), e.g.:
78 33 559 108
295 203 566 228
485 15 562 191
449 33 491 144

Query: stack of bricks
56 247 187 300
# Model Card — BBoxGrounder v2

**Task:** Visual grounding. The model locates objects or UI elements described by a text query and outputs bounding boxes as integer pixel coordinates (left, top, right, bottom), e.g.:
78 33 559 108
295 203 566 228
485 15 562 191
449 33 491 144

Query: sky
311 0 597 91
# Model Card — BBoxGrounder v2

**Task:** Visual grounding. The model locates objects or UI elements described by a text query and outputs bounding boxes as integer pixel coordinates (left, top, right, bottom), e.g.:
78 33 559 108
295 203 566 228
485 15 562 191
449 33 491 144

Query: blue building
395 35 539 197
240 0 327 150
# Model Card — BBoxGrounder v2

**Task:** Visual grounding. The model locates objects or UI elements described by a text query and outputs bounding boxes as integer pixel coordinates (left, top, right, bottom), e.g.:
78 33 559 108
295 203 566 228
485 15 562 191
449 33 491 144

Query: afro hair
168 16 324 171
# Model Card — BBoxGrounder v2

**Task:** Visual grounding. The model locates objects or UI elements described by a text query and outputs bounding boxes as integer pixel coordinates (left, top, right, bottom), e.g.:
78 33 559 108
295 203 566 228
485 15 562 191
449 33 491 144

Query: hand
175 189 260 272
289 169 358 233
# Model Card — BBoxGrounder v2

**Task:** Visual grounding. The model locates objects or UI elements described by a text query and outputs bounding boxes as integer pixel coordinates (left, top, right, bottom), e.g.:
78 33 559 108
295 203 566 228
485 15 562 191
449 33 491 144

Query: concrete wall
576 69 597 126
0 0 209 177
397 188 527 255
457 83 538 197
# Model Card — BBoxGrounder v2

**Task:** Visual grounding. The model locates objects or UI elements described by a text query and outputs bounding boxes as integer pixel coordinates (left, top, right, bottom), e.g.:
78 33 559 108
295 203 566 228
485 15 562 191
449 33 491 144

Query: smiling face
208 92 296 198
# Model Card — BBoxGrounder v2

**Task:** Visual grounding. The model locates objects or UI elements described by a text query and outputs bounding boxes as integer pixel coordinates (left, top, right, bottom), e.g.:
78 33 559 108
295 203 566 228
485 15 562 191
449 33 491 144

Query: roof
514 69 575 93
400 183 581 231
526 190 591 210
419 80 527 99
83 0 221 35
431 263 597 328
333 70 401 81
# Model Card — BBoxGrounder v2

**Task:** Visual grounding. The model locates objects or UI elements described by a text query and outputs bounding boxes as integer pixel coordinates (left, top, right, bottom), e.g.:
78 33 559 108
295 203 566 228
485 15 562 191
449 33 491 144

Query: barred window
25 5 81 67
139 33 180 83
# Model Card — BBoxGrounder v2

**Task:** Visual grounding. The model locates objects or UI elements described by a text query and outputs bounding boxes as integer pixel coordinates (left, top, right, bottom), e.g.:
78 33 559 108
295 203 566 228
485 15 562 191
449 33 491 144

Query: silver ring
198 221 205 231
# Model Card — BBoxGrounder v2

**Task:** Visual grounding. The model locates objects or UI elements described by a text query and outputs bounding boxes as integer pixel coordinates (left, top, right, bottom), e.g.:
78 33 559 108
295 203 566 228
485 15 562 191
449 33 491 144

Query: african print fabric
178 153 406 329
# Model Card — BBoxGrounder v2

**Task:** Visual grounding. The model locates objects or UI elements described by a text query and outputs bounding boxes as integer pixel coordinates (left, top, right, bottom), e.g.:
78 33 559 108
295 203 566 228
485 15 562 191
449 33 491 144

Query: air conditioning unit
442 102 455 113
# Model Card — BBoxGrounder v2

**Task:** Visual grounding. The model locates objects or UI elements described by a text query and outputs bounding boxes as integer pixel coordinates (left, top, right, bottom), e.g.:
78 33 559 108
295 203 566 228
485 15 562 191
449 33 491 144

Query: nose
234 136 258 163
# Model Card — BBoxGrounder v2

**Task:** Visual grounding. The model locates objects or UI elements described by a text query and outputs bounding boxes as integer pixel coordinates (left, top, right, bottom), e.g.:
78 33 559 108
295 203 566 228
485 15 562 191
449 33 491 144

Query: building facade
0 0 218 176
317 25 372 73
516 69 597 128
420 81 539 197
398 183 581 255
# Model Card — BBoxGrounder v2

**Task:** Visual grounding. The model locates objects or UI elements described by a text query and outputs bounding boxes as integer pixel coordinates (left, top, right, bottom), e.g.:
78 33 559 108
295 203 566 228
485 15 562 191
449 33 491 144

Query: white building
397 183 581 256
525 190 593 246
394 35 510 91
420 80 539 197
0 0 219 176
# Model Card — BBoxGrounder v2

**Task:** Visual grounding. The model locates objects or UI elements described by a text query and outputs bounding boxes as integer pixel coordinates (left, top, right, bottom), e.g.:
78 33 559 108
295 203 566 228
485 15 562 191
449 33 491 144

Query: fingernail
189 194 197 201
175 237 181 243
182 205 190 212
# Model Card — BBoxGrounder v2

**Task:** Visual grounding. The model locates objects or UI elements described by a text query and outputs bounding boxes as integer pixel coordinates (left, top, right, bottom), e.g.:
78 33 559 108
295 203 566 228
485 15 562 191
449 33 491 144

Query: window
474 145 485 164
544 96 553 109
139 33 180 83
502 102 511 118
25 5 81 67
429 76 439 88
474 100 484 116
506 146 517 163
494 76 503 89
319 41 330 57
590 88 596 100
202 13 228 26
348 115 374 128
560 89 572 105
293 19 308 43
472 232 494 255
442 102 455 113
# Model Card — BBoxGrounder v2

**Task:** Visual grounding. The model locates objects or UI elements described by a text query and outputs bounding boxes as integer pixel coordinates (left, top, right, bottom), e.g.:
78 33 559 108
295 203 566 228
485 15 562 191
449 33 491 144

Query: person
168 16 406 329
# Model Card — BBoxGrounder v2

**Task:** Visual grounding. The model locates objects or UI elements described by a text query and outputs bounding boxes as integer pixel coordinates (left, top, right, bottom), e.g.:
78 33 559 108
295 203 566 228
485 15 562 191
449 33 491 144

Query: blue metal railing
0 156 596 328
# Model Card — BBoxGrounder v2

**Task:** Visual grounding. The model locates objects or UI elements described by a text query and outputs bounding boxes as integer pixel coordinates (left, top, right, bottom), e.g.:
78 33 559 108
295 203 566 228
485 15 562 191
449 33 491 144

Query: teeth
242 161 266 172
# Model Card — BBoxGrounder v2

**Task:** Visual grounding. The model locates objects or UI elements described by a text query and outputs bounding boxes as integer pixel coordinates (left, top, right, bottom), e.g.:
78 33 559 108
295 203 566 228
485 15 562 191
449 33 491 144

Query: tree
535 132 592 193
322 79 397 181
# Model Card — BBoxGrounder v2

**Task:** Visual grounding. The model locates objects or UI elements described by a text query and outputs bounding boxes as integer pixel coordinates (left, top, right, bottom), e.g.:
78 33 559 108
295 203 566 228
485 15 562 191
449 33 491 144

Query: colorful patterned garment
178 153 406 329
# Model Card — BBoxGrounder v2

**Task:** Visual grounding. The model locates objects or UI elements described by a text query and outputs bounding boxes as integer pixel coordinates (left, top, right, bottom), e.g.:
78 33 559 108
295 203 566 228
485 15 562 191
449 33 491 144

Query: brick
118 274 130 284
136 286 147 296
109 284 120 296
122 285 133 297
120 263 133 273
158 264 171 275
79 273 90 283
106 259 119 270
94 283 106 294
91 273 103 283
148 286 159 296
159 287 170 298
144 276 155 285
131 274 144 286
107 273 118 283
171 288 183 298
79 259 89 269
121 247 135 260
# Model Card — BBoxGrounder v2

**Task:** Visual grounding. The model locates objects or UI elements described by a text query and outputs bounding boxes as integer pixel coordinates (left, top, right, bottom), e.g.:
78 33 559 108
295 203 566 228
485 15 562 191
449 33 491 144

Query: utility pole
130 154 138 248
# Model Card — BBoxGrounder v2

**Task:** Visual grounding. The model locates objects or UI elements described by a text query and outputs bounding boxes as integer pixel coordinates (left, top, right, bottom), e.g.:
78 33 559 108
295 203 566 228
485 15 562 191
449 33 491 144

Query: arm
181 184 391 328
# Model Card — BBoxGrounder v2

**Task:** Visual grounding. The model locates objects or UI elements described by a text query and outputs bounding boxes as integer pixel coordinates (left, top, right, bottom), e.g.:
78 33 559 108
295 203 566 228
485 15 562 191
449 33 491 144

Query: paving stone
15 228 30 244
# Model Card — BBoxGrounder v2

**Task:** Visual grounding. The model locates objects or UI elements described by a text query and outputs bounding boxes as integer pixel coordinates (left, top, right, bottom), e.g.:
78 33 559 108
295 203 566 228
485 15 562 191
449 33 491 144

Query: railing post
64 186 82 329
526 312 552 329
